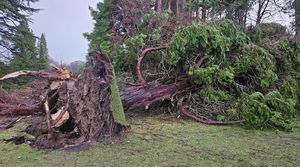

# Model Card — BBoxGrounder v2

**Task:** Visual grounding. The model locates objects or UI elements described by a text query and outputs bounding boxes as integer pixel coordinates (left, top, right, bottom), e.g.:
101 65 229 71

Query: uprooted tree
1 0 300 150
1 19 300 149
1 52 128 149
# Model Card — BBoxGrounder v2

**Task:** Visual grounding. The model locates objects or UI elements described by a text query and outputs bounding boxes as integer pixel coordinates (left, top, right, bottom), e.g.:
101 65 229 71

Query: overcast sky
30 0 99 64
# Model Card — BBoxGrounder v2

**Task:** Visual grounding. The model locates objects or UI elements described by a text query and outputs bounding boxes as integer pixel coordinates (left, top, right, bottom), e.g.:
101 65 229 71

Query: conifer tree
10 21 38 71
0 0 39 58
37 33 49 69
84 0 113 53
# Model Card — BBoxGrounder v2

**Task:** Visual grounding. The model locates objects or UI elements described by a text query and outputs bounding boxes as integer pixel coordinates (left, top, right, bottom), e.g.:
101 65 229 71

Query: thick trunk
121 79 194 111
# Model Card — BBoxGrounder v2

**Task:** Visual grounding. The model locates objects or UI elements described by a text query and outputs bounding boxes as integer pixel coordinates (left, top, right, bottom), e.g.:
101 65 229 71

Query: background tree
225 0 254 28
83 0 113 54
296 0 300 35
0 0 39 59
9 21 38 71
155 0 163 13
37 33 49 69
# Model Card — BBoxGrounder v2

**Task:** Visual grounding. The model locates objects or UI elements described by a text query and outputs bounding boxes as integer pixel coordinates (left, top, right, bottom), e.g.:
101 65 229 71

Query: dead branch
43 98 52 139
0 103 42 116
196 55 208 67
136 45 168 85
0 65 72 81
178 97 241 125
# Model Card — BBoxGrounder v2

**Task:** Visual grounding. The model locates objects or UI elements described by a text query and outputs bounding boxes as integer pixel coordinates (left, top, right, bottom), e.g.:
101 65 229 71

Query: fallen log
0 64 72 81
121 79 194 110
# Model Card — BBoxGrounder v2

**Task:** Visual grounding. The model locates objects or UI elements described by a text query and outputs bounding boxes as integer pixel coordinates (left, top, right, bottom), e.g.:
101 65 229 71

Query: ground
0 115 299 167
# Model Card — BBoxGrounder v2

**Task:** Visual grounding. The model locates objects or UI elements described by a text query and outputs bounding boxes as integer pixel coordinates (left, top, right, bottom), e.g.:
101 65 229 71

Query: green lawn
0 116 299 167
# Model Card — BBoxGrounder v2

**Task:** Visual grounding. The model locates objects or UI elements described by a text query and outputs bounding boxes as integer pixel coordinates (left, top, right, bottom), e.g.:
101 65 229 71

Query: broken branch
136 45 168 85
178 97 241 125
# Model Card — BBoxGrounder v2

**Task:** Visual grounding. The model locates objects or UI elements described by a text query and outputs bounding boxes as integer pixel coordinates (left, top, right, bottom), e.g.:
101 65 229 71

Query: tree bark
155 0 163 13
169 0 178 16
201 7 207 22
255 0 271 25
296 0 300 36
121 79 194 111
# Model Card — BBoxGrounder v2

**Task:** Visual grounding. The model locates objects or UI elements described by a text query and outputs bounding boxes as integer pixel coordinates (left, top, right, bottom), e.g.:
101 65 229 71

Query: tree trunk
201 7 207 21
296 0 300 36
179 0 186 15
121 79 194 111
155 0 163 13
169 0 178 16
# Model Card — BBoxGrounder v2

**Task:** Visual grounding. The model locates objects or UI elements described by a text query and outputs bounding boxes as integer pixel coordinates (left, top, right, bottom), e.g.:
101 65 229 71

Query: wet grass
0 116 299 167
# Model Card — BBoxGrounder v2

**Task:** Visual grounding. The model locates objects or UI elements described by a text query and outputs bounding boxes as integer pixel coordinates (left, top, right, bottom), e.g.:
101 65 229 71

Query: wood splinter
43 98 52 139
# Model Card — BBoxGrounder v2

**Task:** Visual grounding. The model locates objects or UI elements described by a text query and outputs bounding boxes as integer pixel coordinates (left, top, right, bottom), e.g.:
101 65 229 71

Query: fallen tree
0 48 241 150
0 51 128 149
1 20 300 150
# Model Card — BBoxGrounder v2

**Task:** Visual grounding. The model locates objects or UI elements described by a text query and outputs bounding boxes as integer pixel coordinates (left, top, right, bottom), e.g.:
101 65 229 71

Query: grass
0 116 299 167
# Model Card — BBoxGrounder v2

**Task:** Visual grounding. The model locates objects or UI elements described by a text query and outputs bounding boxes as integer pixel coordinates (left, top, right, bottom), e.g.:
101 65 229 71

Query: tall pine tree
37 33 49 69
84 0 113 54
10 21 38 71
0 0 39 58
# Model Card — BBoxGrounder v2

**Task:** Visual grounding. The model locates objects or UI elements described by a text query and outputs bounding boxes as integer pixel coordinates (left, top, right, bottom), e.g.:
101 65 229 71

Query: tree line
154 0 299 30
0 0 49 86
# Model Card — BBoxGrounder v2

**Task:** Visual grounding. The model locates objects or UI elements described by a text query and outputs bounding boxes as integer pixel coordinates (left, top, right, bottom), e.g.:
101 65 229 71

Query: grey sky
30 0 99 64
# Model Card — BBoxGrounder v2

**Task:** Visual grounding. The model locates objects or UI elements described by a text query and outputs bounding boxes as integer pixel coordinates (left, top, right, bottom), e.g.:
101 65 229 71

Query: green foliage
200 87 231 102
37 33 49 69
248 27 262 43
234 44 277 88
189 65 219 85
0 0 39 57
248 23 287 43
138 11 170 33
234 44 276 73
217 67 234 86
237 91 294 131
0 21 40 87
167 20 249 66
112 33 147 71
84 0 113 54
265 91 294 118
259 70 278 88
168 22 229 65
9 22 39 71
189 65 234 86
279 77 299 108
275 37 300 74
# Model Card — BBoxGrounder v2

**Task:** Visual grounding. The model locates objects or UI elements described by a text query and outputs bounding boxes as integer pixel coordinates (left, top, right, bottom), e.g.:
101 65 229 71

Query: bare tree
256 0 271 25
